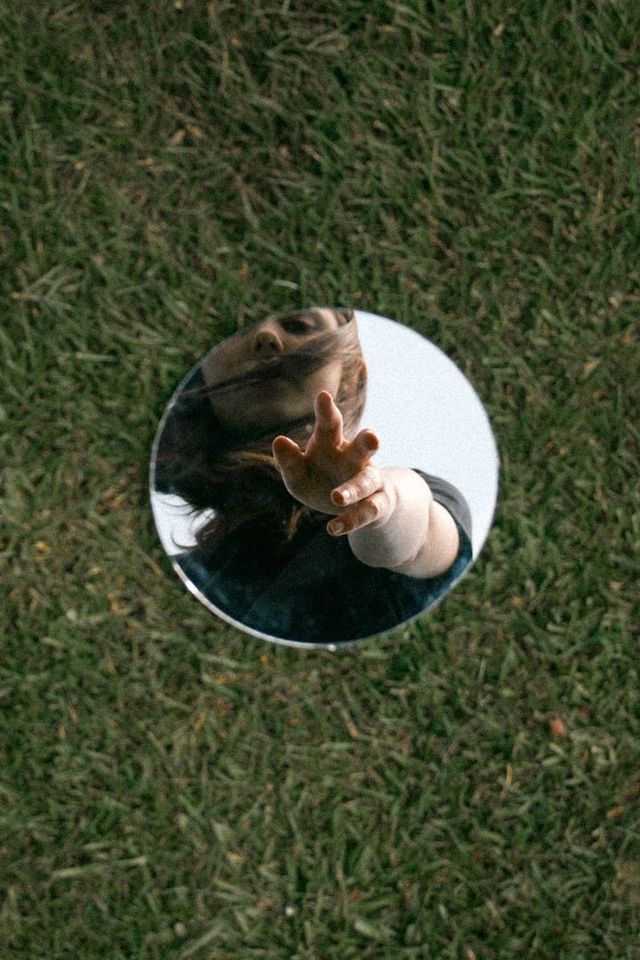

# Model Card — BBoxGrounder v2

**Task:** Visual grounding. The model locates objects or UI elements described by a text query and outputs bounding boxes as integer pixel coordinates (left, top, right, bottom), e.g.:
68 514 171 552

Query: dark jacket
176 473 472 645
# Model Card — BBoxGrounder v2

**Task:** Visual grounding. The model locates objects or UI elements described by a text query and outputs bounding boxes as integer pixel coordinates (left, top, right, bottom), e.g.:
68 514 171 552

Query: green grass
1 1 639 957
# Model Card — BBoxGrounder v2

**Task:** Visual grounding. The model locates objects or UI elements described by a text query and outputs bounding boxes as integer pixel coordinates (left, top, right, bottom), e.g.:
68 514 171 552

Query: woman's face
202 310 345 433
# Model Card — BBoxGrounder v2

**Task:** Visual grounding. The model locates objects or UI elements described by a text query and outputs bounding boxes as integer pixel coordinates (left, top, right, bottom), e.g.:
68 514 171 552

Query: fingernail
330 521 344 536
338 488 351 504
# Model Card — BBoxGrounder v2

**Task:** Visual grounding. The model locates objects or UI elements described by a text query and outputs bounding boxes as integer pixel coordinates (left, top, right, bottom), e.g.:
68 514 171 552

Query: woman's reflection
154 307 472 644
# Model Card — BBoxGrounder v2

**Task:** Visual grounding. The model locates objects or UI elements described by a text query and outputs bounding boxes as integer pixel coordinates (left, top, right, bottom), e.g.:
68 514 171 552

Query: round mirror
150 309 498 649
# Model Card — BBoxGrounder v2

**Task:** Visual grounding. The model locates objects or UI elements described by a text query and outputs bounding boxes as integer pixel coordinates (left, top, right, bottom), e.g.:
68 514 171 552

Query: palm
272 391 379 516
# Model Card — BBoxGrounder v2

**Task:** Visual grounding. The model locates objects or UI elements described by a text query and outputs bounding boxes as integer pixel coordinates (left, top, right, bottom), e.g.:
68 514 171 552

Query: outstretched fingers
273 393 383 517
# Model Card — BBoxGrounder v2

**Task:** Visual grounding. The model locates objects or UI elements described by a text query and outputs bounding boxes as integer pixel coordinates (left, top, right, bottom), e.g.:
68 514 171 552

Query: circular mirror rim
149 310 500 649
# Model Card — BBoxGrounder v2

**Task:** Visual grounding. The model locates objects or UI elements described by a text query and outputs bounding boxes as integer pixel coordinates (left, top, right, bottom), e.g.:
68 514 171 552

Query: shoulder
412 470 472 544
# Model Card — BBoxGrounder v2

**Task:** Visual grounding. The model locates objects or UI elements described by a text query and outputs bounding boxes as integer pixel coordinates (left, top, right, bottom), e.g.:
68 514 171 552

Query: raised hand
272 391 395 536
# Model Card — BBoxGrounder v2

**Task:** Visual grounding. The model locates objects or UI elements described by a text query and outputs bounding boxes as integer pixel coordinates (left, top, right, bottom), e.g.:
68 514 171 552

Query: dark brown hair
154 308 366 562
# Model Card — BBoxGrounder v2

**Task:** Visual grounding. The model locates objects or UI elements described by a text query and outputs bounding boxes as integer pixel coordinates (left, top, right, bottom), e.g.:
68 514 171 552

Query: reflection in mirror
150 309 498 649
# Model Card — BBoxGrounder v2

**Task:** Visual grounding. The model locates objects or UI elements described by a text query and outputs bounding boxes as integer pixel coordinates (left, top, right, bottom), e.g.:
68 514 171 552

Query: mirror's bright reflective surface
150 309 498 648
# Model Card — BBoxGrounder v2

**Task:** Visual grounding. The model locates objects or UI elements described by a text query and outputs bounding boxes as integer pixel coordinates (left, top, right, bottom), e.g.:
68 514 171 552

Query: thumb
272 435 304 474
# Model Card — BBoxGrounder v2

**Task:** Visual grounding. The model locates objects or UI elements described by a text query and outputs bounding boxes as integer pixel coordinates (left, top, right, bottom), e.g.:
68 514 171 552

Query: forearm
347 468 460 578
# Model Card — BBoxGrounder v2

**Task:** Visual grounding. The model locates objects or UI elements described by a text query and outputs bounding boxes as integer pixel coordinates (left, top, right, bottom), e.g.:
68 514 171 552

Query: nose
253 324 283 357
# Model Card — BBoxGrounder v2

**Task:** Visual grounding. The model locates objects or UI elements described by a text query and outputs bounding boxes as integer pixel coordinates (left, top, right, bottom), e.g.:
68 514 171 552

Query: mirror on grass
149 308 498 649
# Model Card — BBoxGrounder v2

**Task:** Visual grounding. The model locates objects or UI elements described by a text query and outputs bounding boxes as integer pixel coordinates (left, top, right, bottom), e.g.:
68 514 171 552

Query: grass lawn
1 1 639 957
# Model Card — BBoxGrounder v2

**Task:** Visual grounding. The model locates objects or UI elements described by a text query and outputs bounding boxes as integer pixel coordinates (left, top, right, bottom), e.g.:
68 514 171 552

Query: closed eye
280 317 315 334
